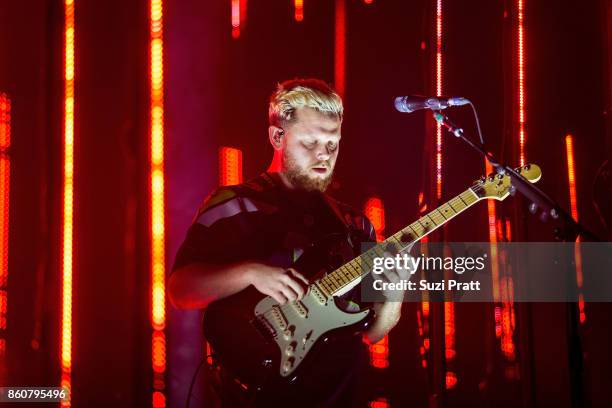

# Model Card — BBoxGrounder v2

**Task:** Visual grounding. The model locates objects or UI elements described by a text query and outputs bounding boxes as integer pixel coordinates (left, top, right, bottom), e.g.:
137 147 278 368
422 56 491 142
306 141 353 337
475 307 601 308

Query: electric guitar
203 164 542 393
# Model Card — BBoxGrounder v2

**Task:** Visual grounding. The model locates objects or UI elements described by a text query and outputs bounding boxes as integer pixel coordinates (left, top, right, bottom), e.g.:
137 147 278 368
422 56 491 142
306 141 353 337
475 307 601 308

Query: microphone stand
432 110 600 408
432 111 599 242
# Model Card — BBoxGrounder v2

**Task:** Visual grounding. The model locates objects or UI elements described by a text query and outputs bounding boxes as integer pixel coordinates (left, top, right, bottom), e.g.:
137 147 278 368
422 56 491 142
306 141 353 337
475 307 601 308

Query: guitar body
202 233 373 396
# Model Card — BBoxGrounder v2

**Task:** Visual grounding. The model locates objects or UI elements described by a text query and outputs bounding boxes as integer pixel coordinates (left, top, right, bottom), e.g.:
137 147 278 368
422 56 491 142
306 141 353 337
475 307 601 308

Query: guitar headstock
473 163 542 201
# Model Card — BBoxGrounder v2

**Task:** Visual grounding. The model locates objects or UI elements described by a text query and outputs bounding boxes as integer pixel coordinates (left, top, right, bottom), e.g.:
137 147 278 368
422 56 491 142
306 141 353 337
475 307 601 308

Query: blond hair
268 78 343 127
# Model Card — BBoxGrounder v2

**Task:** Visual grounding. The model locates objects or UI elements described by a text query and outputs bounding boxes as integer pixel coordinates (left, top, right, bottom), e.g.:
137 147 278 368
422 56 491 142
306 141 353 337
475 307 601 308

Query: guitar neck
316 187 482 296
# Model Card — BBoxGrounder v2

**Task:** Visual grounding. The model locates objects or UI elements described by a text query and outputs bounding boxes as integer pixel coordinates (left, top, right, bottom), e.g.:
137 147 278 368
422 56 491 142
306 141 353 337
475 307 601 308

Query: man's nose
315 146 331 161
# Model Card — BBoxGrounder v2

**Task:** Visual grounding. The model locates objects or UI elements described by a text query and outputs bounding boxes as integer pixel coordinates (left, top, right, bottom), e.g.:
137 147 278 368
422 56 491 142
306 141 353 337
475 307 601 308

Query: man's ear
268 126 284 150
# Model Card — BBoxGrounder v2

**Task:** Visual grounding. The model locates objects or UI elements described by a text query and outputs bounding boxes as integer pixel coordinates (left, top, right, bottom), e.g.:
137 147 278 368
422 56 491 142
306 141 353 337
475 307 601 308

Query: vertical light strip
150 0 166 406
294 0 304 22
334 0 346 98
416 192 430 371
486 162 516 360
231 0 240 38
485 160 501 304
0 94 11 362
61 1 75 404
434 0 456 389
517 0 526 166
435 0 443 199
364 199 389 407
486 161 504 349
565 134 585 323
363 197 389 372
219 147 243 186
565 135 578 222
231 0 248 39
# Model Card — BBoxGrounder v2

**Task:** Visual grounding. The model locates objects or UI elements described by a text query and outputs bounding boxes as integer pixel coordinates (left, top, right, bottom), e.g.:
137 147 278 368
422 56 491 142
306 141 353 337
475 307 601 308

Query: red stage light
517 0 526 166
219 147 243 186
295 0 304 22
565 134 585 323
231 0 240 38
150 0 167 405
0 93 9 369
364 197 385 242
435 0 443 199
446 371 457 389
364 197 389 371
61 0 75 404
369 398 389 408
231 0 248 39
335 0 346 98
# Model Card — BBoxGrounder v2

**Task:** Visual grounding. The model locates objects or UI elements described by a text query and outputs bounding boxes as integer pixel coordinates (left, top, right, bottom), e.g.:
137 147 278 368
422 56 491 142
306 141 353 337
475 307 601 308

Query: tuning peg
550 208 559 219
509 185 517 196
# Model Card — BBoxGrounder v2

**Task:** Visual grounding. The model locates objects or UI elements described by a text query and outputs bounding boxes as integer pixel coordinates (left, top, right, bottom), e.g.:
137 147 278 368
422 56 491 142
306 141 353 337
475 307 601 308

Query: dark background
1 0 611 406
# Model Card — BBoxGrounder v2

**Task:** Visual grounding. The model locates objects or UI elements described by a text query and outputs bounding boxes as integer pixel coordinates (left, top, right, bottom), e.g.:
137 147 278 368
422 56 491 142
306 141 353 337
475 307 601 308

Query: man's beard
281 151 334 192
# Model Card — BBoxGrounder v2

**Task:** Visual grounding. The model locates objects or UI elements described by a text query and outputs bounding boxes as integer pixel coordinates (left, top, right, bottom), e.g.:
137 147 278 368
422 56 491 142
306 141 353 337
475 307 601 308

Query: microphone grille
448 97 470 106
394 96 412 113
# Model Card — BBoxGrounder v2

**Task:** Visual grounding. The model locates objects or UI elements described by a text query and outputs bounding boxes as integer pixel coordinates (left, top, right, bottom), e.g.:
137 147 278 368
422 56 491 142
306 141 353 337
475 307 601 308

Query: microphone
394 95 470 113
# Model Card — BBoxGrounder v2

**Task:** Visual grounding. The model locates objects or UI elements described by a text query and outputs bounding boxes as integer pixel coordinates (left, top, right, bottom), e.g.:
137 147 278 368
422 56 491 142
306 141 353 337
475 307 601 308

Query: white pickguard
254 283 369 378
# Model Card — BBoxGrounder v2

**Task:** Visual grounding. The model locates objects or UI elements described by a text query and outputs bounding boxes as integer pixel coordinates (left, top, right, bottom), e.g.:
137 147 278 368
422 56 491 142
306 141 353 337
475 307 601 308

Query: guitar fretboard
315 187 481 296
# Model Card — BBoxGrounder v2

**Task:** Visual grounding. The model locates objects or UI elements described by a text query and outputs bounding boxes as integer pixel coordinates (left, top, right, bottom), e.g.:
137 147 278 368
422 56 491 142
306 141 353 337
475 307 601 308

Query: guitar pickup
309 284 328 305
270 305 288 330
290 301 308 318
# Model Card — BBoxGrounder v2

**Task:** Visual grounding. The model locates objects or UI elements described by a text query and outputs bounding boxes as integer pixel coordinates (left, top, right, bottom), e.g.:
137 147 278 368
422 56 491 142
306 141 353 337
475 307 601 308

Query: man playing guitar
169 78 408 406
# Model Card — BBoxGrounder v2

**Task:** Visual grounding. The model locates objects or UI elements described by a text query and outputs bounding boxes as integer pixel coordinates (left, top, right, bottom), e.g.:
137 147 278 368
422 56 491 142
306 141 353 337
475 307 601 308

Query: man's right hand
247 264 309 304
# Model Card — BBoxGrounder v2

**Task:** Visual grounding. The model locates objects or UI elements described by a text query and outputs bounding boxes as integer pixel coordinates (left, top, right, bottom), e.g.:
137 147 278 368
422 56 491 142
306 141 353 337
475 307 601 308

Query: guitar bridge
252 315 276 340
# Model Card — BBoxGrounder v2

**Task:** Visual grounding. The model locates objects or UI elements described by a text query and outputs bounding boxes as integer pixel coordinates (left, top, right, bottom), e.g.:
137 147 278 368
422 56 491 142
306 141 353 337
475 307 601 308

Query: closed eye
302 140 316 149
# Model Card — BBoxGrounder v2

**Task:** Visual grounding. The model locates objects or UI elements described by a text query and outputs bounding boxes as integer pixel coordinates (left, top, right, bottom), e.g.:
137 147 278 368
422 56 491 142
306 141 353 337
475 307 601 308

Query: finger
282 275 305 300
287 268 309 286
270 290 288 305
278 282 299 302
396 266 411 280
383 268 400 284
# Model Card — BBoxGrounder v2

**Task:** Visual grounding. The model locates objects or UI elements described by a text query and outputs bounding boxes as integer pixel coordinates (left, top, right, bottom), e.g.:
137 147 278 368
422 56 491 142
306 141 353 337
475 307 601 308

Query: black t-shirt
172 172 377 406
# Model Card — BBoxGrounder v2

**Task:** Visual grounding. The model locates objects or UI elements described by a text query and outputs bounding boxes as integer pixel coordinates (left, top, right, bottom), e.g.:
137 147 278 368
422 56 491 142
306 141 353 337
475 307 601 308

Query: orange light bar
61 0 75 404
565 135 578 221
231 0 240 38
219 147 243 186
150 0 167 406
565 134 585 323
517 0 526 166
416 191 430 370
363 197 389 369
334 0 346 98
485 160 500 302
294 0 304 22
0 93 11 364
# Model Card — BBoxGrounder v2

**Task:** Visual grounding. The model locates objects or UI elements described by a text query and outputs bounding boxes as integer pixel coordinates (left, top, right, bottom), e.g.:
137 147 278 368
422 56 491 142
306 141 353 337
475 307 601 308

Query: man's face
280 107 341 192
